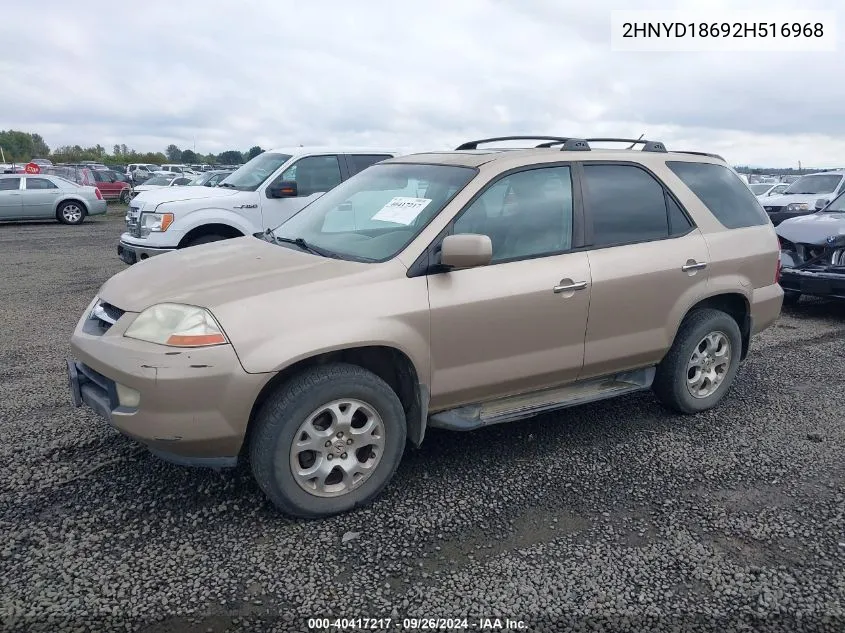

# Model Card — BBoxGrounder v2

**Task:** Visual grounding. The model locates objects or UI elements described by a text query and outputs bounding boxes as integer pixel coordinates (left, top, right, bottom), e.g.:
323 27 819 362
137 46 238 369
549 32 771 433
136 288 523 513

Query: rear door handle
553 280 588 293
682 261 708 272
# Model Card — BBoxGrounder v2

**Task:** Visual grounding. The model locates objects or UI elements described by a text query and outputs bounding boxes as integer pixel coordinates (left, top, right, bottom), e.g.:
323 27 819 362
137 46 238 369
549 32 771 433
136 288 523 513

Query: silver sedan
0 174 107 224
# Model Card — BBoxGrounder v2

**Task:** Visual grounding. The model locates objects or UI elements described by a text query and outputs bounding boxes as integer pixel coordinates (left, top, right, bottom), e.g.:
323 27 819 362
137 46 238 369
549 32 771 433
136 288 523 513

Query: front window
218 152 293 191
784 174 843 195
145 176 174 186
272 163 476 262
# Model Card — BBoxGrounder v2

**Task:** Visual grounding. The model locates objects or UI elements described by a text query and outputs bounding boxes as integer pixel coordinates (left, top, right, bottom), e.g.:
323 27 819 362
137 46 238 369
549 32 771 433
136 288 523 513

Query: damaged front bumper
779 267 845 299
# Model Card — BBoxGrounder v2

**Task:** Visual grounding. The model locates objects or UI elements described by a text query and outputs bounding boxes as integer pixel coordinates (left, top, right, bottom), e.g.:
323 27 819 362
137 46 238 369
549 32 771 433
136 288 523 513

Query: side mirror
440 234 492 269
267 180 298 198
815 198 828 211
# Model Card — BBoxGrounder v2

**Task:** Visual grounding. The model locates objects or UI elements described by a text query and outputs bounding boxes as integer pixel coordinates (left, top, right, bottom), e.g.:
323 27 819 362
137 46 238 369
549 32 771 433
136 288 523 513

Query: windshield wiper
267 231 338 258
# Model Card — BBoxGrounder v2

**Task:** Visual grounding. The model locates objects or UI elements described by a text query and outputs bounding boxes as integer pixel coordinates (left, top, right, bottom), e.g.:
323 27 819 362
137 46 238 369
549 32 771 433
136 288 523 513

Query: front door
427 164 591 410
260 154 343 230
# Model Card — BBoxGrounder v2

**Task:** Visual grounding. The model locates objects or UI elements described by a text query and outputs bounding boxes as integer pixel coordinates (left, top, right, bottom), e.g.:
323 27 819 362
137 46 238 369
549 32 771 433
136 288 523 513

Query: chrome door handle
682 261 708 272
553 281 587 293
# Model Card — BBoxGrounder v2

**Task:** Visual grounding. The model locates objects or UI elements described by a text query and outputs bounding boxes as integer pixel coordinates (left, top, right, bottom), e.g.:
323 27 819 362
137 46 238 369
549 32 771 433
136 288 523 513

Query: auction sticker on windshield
371 197 432 225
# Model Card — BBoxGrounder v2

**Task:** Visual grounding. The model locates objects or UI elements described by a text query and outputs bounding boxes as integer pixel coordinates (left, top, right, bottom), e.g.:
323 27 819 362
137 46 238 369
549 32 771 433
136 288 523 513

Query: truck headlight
786 203 809 212
139 212 174 236
124 303 227 347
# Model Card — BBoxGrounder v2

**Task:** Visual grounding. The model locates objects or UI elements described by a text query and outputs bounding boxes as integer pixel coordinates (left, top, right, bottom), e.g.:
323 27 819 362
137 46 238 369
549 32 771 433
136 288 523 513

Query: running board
428 367 655 431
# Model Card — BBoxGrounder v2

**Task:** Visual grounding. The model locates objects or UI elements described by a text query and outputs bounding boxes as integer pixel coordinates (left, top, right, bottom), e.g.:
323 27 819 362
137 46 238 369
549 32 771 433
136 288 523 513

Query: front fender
162 207 259 237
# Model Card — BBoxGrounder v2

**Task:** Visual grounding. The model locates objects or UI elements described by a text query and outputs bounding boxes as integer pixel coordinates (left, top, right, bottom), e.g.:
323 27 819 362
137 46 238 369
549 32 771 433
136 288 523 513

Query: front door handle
553 280 588 294
682 260 708 272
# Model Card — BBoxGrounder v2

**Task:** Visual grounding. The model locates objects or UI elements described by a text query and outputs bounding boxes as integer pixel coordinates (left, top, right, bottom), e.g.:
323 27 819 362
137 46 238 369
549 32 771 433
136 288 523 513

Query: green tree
217 150 244 164
30 133 50 158
113 144 121 156
180 149 198 164
246 145 263 160
165 144 182 162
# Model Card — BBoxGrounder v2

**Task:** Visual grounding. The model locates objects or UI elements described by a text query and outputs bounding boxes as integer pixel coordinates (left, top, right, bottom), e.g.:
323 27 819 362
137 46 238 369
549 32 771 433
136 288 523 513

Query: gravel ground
1 208 844 633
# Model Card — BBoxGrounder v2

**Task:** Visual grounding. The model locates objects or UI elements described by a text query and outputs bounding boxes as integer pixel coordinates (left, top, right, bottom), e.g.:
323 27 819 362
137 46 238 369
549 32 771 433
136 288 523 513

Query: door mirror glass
440 234 492 269
267 181 298 198
815 198 828 210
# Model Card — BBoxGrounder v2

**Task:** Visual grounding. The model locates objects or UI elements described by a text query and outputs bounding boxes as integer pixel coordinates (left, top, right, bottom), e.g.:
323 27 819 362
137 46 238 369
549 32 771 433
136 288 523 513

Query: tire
119 189 131 204
652 309 742 415
782 290 801 306
249 363 407 519
56 201 86 225
184 234 226 248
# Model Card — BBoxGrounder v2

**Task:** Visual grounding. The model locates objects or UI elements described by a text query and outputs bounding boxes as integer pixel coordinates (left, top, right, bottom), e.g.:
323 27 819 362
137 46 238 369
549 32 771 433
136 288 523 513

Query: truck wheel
782 290 801 306
249 363 407 519
652 309 742 414
57 201 86 225
119 189 131 204
184 234 225 248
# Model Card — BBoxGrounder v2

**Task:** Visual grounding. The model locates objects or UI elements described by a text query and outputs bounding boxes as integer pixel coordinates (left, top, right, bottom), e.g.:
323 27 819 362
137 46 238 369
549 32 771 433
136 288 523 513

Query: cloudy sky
0 0 842 167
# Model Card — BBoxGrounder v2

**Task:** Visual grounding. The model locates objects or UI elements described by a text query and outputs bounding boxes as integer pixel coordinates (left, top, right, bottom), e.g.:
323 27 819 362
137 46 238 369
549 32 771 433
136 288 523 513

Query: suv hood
131 186 241 207
776 212 845 245
98 236 391 314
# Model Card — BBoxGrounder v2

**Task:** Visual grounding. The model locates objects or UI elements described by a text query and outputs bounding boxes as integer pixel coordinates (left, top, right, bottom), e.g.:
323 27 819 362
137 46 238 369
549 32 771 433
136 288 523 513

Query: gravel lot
1 207 844 633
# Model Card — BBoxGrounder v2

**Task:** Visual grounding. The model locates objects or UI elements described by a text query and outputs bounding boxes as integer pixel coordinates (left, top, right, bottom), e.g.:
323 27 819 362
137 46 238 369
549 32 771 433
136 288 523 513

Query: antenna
627 133 644 149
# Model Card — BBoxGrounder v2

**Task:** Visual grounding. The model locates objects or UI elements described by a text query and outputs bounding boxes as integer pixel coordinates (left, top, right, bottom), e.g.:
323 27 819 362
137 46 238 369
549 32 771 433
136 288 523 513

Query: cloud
0 0 842 166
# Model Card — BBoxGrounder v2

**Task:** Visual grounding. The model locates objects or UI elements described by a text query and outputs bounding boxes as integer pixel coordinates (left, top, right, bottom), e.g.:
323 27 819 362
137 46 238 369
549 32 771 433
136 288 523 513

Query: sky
0 0 843 167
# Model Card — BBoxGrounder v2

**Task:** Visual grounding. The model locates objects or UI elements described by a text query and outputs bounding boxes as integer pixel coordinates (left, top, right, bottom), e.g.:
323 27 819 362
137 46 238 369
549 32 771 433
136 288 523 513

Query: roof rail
455 136 573 150
578 138 667 153
674 150 726 162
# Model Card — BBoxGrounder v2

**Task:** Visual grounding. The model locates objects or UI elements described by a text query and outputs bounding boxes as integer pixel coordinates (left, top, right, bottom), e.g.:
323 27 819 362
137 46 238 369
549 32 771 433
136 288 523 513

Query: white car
759 170 845 225
117 147 397 264
749 182 788 198
129 174 193 200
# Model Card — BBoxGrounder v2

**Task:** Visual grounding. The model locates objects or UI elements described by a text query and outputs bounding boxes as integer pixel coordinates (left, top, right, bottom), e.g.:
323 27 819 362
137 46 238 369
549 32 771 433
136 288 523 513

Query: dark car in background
777 190 845 304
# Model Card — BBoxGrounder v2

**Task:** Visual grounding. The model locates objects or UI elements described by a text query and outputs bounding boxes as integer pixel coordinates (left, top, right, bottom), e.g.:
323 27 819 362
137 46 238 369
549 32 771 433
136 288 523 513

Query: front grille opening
91 301 126 332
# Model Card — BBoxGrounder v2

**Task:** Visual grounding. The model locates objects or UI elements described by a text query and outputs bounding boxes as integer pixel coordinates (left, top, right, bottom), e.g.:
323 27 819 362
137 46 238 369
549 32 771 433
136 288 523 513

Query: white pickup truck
118 147 396 264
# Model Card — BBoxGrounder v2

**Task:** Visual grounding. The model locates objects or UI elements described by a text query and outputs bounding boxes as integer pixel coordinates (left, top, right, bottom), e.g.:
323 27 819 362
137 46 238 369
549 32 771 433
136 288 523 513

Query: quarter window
582 164 669 247
453 166 574 262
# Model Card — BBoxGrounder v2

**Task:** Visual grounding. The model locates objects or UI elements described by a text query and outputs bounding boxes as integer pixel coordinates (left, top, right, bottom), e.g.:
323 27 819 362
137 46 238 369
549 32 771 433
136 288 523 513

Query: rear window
667 161 767 229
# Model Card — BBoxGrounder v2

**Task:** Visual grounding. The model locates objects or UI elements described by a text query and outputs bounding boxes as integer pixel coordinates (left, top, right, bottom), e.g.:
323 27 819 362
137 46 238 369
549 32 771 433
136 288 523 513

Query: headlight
139 212 174 236
124 303 227 347
786 203 809 212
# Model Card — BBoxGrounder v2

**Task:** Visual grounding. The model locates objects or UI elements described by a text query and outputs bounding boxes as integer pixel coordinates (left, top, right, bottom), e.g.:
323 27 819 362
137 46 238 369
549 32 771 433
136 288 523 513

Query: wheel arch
241 345 427 462
178 223 245 247
54 196 90 219
673 292 752 361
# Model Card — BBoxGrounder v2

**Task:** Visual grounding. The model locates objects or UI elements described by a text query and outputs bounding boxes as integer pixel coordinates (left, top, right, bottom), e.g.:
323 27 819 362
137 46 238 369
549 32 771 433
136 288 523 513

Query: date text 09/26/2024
307 617 528 630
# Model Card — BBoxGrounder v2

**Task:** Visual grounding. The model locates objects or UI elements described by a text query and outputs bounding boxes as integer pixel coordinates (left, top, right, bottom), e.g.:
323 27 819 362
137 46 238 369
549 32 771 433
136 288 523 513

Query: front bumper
779 268 845 299
117 240 175 264
67 300 268 465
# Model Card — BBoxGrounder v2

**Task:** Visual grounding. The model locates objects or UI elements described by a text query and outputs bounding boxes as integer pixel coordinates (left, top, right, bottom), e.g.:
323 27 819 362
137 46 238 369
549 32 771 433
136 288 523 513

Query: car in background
30 158 53 168
0 173 106 224
749 182 789 198
129 174 192 200
188 170 233 187
90 169 131 203
776 189 845 305
760 170 845 225
117 147 397 263
126 164 156 184
79 161 109 171
156 164 197 177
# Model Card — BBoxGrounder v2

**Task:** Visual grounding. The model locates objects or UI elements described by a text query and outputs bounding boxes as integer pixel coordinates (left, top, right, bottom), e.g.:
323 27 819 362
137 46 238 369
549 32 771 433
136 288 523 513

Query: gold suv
67 136 784 518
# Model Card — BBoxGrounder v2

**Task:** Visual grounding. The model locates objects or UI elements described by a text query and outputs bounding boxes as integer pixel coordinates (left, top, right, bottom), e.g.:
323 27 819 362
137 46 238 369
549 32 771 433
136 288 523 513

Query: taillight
94 188 103 200
775 250 782 284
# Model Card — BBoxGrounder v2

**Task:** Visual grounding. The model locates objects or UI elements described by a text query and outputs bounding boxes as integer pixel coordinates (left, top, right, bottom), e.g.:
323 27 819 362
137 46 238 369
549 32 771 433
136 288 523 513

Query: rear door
426 164 591 410
578 162 710 379
0 177 22 219
344 153 394 177
20 177 61 218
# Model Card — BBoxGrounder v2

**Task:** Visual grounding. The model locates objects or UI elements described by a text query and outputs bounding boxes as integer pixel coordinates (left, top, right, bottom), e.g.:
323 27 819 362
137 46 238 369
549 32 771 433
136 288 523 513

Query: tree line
0 129 264 166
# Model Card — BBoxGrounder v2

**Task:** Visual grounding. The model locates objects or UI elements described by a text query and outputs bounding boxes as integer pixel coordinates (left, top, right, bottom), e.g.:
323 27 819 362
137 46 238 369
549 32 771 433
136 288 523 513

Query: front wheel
249 363 407 518
652 309 742 414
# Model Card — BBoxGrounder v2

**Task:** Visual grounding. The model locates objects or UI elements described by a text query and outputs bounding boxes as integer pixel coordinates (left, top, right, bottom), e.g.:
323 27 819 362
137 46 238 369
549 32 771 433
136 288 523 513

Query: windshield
219 152 292 191
749 184 771 194
145 176 174 186
272 163 476 262
784 174 843 195
189 174 211 185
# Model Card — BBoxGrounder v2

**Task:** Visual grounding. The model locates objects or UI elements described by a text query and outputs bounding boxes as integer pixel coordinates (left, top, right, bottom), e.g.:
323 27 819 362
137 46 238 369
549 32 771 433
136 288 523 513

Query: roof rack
536 137 668 153
455 136 573 150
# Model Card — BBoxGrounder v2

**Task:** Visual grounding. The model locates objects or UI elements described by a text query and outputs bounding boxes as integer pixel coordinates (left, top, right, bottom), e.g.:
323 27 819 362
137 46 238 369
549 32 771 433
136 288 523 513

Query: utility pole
798 160 802 172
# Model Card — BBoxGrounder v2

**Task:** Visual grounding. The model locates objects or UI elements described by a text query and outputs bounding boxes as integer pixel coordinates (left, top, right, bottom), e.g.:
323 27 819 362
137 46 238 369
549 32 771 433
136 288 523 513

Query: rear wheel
57 201 86 225
249 363 407 518
184 234 225 248
652 309 742 414
119 189 131 204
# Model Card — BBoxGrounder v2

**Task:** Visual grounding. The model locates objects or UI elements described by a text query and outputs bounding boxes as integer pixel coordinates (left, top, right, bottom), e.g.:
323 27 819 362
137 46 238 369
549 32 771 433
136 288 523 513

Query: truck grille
126 204 142 237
